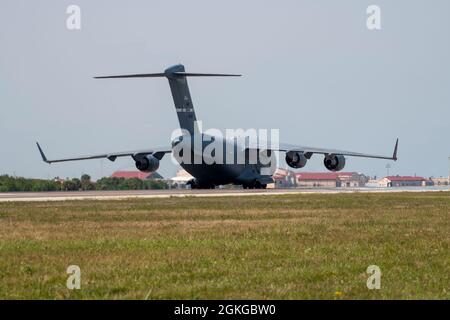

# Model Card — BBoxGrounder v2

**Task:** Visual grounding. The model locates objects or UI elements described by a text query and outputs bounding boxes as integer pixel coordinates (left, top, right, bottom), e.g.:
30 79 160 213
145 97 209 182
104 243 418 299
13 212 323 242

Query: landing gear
243 181 267 189
187 179 215 189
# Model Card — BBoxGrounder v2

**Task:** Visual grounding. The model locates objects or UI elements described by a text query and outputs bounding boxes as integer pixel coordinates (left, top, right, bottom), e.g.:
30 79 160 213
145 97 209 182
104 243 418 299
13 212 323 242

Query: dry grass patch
0 192 449 299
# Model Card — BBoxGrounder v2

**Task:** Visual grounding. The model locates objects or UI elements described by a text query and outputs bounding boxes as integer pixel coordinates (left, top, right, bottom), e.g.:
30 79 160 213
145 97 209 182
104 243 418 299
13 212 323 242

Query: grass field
0 192 449 299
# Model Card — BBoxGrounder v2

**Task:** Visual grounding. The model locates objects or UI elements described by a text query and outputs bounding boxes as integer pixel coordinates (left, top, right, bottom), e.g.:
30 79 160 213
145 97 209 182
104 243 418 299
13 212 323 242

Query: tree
0 173 169 193
81 174 94 191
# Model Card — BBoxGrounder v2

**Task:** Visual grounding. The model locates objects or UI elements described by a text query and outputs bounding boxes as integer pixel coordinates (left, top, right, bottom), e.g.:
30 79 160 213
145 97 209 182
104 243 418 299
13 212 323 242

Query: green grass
0 192 449 299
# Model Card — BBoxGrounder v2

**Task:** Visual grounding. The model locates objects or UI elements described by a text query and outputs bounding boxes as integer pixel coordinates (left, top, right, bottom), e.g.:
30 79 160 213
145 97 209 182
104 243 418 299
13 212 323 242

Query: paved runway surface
0 186 448 202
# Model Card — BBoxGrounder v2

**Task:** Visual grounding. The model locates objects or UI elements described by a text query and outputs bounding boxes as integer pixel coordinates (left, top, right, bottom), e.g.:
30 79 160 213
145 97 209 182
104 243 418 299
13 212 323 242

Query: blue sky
1 0 449 179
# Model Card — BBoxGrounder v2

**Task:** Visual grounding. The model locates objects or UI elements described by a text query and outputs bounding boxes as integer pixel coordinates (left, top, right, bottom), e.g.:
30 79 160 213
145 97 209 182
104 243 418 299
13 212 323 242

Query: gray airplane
37 64 398 189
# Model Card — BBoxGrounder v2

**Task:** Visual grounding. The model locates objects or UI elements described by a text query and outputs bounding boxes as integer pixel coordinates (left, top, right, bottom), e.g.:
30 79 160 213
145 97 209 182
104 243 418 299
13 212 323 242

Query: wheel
195 181 216 189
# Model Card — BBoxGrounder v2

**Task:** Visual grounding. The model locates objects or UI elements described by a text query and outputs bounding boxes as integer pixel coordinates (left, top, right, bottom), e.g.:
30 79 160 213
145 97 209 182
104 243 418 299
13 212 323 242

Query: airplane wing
252 138 398 161
36 142 171 164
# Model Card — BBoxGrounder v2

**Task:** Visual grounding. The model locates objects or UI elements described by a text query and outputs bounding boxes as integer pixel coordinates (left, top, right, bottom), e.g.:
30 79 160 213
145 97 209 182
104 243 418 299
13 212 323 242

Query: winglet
392 138 399 161
36 142 50 163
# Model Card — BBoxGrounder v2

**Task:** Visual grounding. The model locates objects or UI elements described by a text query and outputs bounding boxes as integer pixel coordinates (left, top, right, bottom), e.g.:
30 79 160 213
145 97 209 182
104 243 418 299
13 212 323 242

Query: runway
0 186 448 202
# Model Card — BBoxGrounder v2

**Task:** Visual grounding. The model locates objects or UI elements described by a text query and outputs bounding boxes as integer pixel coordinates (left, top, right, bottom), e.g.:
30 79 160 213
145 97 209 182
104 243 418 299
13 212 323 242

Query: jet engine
285 151 308 169
323 154 346 172
134 154 160 173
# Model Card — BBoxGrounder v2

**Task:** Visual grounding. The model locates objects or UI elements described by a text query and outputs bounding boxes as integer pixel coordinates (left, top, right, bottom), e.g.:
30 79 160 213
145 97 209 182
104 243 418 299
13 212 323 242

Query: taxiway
0 186 447 202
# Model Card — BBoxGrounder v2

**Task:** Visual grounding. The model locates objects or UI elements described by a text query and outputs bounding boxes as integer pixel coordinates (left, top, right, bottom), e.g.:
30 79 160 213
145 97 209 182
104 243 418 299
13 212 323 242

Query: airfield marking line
0 188 448 202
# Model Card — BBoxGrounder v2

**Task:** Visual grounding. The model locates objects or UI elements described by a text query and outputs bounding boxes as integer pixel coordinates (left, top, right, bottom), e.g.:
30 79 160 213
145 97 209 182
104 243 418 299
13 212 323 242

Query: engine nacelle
134 154 160 173
285 151 308 169
324 154 346 172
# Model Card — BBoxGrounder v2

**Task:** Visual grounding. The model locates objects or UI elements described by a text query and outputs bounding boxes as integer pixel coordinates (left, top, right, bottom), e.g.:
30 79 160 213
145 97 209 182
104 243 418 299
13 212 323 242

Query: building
378 176 426 187
110 171 163 180
295 172 368 188
271 168 297 188
365 179 381 188
271 170 369 188
169 169 193 188
430 177 449 186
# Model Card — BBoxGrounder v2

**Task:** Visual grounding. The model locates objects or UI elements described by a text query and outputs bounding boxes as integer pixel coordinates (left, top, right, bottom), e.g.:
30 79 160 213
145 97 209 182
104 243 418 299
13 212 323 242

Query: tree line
0 174 168 192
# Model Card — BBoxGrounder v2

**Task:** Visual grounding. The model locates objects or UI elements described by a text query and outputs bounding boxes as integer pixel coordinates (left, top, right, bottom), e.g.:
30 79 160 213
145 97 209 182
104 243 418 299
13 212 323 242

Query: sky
1 0 449 180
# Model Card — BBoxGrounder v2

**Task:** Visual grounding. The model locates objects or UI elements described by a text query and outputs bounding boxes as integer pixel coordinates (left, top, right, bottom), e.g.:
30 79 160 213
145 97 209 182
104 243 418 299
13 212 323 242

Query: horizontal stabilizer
95 72 241 79
174 72 241 77
94 73 166 79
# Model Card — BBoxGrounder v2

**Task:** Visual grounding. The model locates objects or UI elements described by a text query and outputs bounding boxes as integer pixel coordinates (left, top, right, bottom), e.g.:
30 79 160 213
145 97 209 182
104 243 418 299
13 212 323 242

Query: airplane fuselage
172 133 274 188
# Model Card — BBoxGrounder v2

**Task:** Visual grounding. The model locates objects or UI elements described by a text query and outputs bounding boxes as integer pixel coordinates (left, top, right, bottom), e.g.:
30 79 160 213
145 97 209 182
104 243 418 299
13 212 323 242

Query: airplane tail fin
95 64 241 134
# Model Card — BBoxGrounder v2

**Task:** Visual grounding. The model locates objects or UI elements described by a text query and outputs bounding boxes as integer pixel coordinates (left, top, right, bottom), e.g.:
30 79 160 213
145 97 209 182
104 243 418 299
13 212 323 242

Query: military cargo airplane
37 64 398 189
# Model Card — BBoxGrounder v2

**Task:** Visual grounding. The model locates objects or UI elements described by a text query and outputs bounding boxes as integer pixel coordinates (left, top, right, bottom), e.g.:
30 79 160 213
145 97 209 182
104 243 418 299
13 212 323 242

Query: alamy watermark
170 121 279 176
366 265 381 290
66 265 81 290
367 5 381 30
66 5 81 30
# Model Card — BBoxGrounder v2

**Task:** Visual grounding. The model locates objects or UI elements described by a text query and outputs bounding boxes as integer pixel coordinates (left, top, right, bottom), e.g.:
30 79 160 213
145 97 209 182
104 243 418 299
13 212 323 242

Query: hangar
378 176 426 187
296 172 368 188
